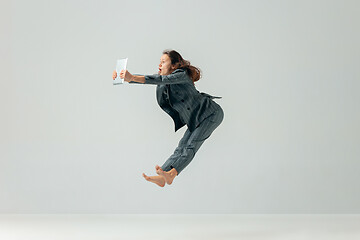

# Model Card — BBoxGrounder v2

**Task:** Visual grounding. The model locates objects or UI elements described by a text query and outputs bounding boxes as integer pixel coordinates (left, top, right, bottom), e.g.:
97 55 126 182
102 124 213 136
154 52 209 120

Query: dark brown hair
162 49 202 84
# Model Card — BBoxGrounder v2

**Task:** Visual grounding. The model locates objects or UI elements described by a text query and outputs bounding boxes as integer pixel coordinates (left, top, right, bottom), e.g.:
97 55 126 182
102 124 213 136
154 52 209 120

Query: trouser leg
161 128 192 172
162 108 224 176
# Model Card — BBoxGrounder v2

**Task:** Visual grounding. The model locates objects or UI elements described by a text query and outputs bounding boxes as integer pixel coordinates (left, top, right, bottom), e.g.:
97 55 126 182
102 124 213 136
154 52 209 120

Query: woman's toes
156 165 164 171
156 168 164 175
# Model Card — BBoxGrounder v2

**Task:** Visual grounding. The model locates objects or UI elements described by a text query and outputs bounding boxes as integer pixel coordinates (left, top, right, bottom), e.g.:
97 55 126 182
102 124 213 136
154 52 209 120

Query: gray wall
1 0 359 213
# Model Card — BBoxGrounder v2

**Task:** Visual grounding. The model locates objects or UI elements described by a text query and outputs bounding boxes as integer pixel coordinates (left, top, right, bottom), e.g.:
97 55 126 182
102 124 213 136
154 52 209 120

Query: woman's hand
120 69 133 82
112 69 133 82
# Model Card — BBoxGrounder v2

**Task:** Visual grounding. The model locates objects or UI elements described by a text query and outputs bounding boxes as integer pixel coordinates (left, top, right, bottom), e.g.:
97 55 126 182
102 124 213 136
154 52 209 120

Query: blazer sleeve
144 69 191 85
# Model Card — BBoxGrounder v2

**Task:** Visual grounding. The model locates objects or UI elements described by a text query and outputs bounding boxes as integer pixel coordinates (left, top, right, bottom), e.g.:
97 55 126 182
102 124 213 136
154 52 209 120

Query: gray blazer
130 69 222 132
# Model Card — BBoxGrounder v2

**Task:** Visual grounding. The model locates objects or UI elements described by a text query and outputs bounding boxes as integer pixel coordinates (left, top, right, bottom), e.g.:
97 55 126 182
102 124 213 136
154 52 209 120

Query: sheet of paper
113 58 128 85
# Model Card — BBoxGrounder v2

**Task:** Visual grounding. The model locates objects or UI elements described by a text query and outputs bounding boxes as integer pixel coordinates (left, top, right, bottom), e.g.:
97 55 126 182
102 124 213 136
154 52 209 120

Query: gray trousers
161 106 224 176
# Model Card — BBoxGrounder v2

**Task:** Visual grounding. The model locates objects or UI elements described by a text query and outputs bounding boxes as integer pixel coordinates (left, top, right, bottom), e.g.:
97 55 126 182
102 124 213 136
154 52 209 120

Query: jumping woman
112 49 224 187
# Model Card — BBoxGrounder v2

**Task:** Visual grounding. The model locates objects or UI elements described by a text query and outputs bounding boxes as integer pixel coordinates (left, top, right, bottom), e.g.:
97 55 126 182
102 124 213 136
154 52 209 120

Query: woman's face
158 54 175 75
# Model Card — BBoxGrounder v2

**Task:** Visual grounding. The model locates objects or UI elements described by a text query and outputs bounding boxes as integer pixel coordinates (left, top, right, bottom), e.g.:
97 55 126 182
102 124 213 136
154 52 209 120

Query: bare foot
142 173 165 187
155 165 178 185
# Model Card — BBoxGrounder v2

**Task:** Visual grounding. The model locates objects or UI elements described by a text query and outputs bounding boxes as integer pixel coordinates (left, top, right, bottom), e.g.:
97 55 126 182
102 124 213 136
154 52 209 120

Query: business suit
130 68 224 175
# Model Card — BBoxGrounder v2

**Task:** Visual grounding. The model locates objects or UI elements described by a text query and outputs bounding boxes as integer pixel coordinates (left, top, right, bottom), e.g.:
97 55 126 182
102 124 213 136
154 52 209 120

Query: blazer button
176 91 179 94
181 99 184 102
187 107 190 110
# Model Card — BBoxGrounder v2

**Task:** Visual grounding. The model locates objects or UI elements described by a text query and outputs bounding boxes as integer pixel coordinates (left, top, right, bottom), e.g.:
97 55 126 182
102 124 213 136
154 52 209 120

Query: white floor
0 214 359 240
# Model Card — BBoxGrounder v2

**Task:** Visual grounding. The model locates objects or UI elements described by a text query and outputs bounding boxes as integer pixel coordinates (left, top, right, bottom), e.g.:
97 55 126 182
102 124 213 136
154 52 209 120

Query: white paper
113 58 128 85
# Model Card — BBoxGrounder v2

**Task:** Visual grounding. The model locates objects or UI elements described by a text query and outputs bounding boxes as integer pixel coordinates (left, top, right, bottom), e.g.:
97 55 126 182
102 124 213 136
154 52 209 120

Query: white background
1 0 359 213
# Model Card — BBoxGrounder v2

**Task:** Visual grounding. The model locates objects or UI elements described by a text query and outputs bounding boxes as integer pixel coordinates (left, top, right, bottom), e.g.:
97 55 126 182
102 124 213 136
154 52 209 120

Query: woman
112 49 224 187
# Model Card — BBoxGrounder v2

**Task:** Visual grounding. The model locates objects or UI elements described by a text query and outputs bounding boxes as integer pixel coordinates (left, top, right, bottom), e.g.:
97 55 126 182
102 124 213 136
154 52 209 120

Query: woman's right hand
112 70 117 80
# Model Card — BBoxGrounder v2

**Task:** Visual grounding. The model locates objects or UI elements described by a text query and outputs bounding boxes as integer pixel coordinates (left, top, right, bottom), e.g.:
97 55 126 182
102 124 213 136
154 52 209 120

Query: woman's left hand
120 69 133 82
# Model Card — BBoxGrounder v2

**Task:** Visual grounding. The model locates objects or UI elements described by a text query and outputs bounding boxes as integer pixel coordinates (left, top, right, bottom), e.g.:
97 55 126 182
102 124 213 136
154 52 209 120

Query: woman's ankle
170 168 178 176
